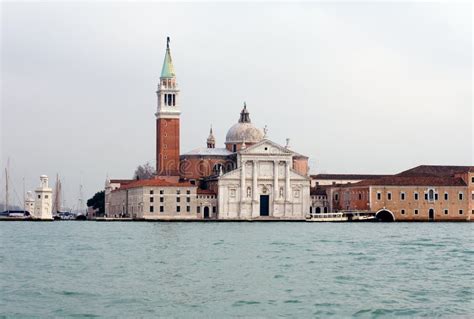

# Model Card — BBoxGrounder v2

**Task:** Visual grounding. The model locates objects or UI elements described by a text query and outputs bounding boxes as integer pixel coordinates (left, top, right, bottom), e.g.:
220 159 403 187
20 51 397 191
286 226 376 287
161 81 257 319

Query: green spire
161 37 176 78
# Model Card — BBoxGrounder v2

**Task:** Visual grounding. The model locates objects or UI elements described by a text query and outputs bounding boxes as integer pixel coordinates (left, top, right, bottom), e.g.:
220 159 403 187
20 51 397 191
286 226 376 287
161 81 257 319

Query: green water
1 222 473 318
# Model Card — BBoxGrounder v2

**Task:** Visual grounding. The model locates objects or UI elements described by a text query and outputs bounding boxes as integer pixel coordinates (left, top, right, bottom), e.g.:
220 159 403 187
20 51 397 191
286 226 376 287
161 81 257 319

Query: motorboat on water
306 211 376 222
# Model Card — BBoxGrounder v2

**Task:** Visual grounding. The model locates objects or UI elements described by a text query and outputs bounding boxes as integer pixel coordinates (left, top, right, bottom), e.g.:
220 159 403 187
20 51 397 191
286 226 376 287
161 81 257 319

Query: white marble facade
218 140 310 219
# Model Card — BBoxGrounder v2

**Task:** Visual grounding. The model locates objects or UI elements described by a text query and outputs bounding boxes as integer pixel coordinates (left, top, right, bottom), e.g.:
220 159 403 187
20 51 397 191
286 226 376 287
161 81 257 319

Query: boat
0 210 31 219
306 211 376 222
306 212 348 222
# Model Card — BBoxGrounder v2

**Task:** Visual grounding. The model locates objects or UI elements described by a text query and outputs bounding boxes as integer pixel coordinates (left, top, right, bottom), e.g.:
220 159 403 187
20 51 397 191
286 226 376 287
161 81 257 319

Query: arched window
428 189 435 201
213 163 223 175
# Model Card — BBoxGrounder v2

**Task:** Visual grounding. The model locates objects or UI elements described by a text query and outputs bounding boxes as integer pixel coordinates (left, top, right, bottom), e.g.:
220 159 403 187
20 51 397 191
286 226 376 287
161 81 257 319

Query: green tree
87 190 105 216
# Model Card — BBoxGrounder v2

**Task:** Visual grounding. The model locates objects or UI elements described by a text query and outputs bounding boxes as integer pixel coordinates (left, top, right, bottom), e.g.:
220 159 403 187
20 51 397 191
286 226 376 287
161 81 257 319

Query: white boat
306 212 347 222
306 211 376 222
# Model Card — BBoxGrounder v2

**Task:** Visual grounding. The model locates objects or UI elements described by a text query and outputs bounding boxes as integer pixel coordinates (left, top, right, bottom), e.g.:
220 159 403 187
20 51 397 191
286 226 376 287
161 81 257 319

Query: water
1 222 473 318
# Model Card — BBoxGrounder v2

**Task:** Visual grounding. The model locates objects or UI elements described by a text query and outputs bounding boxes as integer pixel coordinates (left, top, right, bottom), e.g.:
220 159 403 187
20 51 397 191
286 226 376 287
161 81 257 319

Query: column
252 160 258 202
273 160 279 199
241 160 246 201
285 160 291 201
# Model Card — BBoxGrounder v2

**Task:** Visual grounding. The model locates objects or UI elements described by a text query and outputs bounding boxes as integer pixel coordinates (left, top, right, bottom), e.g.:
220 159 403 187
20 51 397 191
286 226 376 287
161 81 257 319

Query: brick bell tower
155 37 181 177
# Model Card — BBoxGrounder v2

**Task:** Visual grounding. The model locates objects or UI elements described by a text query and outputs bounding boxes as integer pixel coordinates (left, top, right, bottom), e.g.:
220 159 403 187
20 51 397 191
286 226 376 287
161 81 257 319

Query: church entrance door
204 207 210 219
260 195 269 216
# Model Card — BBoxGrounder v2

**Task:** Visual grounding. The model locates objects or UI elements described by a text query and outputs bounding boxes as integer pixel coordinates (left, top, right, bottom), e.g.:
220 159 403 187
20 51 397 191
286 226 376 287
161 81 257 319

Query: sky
1 2 472 209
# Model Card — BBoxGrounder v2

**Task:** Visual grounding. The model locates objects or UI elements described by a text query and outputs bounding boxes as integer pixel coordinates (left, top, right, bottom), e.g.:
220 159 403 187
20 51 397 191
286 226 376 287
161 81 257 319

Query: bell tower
156 37 181 176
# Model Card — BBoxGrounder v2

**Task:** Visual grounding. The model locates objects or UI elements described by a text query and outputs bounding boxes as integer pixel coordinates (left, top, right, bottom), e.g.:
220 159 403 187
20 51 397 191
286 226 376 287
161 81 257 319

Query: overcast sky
1 2 472 209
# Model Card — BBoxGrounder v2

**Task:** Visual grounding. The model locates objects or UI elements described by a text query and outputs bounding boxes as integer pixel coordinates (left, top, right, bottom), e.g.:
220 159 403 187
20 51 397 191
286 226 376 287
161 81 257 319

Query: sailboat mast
23 177 25 212
5 167 8 212
58 178 62 212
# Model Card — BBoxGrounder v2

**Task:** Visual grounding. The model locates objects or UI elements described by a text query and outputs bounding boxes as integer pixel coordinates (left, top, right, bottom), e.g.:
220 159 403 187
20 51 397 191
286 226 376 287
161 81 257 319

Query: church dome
225 103 264 145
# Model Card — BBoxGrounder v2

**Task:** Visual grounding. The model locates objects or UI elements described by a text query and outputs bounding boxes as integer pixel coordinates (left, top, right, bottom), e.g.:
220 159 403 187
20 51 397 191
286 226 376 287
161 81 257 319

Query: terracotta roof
110 179 133 184
351 176 467 187
118 178 195 190
397 165 474 178
182 147 232 156
310 187 327 196
197 189 216 195
311 174 389 180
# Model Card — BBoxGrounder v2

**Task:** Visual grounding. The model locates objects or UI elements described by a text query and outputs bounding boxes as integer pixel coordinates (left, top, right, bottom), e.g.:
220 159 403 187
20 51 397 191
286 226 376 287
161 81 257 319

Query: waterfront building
104 38 472 222
106 179 198 219
310 186 329 215
105 38 311 220
214 139 310 219
328 165 474 221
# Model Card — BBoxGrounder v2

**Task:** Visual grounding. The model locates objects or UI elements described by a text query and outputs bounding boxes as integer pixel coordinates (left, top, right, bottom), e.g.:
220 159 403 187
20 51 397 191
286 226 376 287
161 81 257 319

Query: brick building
328 165 474 221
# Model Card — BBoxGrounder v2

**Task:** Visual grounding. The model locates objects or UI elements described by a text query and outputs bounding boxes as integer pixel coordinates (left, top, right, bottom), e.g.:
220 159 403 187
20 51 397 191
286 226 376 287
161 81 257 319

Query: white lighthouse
33 175 53 220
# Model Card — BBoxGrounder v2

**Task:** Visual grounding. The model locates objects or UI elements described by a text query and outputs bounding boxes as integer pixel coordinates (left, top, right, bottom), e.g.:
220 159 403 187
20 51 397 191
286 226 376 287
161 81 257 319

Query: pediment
239 139 293 156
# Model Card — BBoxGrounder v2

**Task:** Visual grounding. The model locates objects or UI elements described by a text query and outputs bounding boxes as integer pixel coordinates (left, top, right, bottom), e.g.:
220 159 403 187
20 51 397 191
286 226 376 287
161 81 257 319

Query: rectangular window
471 177 474 183
213 206 217 213
160 197 164 203
177 190 181 195
459 193 463 200
471 192 474 200
334 193 339 201
376 192 381 200
197 206 201 214
444 209 448 215
435 193 438 201
459 210 463 215
387 193 392 200
186 197 190 203
358 193 362 200
472 210 474 215
150 206 154 213
424 193 428 200
186 206 190 212
444 193 448 201
177 206 181 213
38 195 41 199
230 189 236 198
150 197 154 203
414 192 419 200
414 209 419 215
186 190 191 195
177 197 180 202
401 193 405 200
401 209 405 215
150 190 154 195
160 206 164 212
160 190 164 195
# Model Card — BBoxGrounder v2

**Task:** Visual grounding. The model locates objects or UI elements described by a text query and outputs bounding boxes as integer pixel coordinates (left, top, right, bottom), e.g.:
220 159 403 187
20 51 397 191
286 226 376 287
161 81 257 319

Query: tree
133 162 155 180
87 191 105 216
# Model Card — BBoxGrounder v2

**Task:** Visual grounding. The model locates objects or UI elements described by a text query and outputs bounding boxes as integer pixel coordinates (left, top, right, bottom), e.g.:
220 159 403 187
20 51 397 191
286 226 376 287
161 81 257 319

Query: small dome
225 103 264 145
